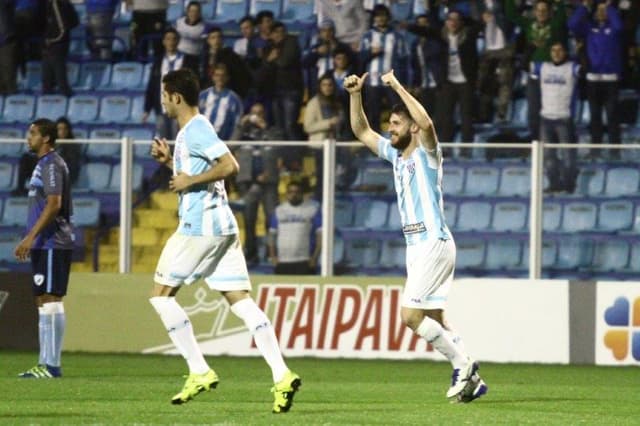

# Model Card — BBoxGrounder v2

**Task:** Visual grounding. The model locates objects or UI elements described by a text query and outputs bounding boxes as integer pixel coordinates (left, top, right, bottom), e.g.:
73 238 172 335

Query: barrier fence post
119 137 132 273
529 140 544 279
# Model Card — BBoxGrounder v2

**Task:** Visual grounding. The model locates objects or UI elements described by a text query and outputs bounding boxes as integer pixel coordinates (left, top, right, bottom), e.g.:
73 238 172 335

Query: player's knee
400 309 423 331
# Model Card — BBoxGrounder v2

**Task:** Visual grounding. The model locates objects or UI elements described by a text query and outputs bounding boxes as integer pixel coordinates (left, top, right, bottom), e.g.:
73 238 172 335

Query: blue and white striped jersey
173 114 238 236
377 137 451 245
360 28 409 86
198 87 244 140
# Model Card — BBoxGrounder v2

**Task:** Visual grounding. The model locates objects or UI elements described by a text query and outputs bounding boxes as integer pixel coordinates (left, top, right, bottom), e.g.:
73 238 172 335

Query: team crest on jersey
407 161 415 175
34 274 44 286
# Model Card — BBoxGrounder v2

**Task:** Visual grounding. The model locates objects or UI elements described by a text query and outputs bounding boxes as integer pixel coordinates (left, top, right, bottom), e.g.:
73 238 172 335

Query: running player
344 70 487 403
148 68 300 413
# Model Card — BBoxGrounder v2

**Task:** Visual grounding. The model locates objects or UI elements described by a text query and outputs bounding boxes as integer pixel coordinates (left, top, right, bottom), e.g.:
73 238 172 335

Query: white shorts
402 238 456 310
155 232 251 291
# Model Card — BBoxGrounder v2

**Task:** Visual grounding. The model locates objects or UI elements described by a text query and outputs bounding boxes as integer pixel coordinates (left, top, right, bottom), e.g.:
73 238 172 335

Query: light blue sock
38 307 51 366
43 302 66 368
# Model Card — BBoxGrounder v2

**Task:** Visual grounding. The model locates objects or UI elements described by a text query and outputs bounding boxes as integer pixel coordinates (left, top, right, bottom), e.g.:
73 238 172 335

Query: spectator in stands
175 1 206 65
255 10 274 58
532 42 580 193
330 47 354 110
14 0 44 76
42 0 78 98
436 10 478 149
569 0 623 158
86 0 120 61
359 5 409 132
302 19 352 95
232 102 281 265
200 26 252 99
476 0 516 123
128 0 168 60
233 15 260 64
198 63 243 140
144 28 199 139
268 181 322 275
0 0 17 95
505 0 568 140
13 117 82 196
316 0 368 52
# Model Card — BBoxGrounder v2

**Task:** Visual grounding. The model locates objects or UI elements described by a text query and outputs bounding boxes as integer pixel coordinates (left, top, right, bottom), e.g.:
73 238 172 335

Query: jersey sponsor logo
402 222 426 234
34 274 44 286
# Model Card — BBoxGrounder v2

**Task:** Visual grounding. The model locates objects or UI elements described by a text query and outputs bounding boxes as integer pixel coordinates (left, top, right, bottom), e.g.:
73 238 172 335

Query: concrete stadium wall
5 273 639 366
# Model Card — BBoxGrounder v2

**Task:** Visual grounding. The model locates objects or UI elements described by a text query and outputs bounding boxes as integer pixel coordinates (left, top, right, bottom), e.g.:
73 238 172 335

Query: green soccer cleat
18 364 61 379
171 369 219 405
271 370 301 413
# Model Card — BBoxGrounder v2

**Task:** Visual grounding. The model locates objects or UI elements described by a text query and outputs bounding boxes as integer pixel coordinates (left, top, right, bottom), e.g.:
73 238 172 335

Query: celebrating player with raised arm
149 68 300 413
344 70 487 403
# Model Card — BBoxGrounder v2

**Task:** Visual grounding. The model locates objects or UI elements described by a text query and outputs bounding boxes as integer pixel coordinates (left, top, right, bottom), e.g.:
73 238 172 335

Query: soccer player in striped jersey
345 70 487 403
149 68 300 413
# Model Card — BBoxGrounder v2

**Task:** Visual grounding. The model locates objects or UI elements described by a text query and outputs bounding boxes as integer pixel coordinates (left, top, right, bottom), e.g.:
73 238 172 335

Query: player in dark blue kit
14 118 74 379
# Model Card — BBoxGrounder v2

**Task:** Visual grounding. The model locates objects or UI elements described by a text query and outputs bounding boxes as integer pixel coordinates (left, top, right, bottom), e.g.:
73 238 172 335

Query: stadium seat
491 201 527 231
72 125 89 140
66 62 80 87
74 162 112 192
443 200 457 229
344 238 380 267
77 62 112 90
87 128 121 159
0 162 14 190
597 200 633 231
353 164 395 193
443 165 464 195
592 240 629 272
67 95 100 123
485 239 522 270
3 94 35 122
542 202 562 231
555 237 593 269
281 0 314 22
123 127 154 157
463 166 499 195
498 166 530 196
18 61 42 91
108 62 144 90
390 0 413 20
561 201 597 232
510 98 528 127
167 0 185 21
333 233 344 264
0 127 24 157
575 166 605 196
1 197 29 226
353 199 388 229
379 238 405 269
250 0 282 16
334 198 354 228
69 37 92 60
387 201 401 229
112 25 131 55
457 201 492 231
626 241 640 273
0 233 21 262
604 167 640 197
98 95 132 123
216 0 249 21
72 197 101 226
108 163 144 192
128 94 154 124
35 95 68 121
0 95 3 120
521 240 558 269
455 238 485 269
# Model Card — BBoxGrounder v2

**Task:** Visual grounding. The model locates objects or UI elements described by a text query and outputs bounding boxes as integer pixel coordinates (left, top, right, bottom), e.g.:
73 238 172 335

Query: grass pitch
0 352 638 425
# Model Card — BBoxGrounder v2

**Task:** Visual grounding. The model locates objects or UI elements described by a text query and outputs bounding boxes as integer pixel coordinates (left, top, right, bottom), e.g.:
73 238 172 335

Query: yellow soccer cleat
271 370 301 413
171 369 219 405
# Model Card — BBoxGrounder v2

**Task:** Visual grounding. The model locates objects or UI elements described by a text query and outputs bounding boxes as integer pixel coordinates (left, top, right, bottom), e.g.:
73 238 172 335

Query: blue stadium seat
485 239 522 270
77 62 112 90
0 162 14 190
443 200 457 229
35 95 68 121
67 95 100 123
498 166 530 196
113 3 132 23
128 94 154 124
0 95 3 120
72 197 101 226
167 0 185 21
73 125 89 140
353 199 388 228
510 98 528 127
0 233 21 262
69 37 92 60
344 238 380 267
455 238 485 269
561 201 597 232
592 240 629 272
391 0 413 20
139 62 152 90
197 0 216 19
626 241 640 273
443 165 464 195
123 127 154 157
18 61 42 91
352 163 394 193
216 0 249 21
108 62 144 90
3 94 35 122
379 238 405 269
333 233 344 264
575 166 605 196
463 166 499 195
1 197 29 226
387 201 401 229
67 61 80 87
112 25 131 55
107 163 144 192
622 126 640 162
543 202 562 231
457 200 492 231
98 95 132 123
250 0 282 16
334 198 354 227
521 240 558 269
74 162 112 192
87 128 122 158
281 0 314 22
605 167 640 196
598 200 633 231
555 237 593 269
491 201 527 231
0 127 24 158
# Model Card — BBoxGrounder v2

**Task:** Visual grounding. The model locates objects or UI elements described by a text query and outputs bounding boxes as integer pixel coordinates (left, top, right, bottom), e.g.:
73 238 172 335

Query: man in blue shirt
15 118 74 379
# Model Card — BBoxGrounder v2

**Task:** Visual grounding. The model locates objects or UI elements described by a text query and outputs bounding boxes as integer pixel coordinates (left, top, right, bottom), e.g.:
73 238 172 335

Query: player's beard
391 130 411 151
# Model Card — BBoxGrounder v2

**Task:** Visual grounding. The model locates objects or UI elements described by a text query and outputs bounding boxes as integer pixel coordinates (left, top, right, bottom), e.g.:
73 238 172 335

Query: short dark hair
164 27 180 40
186 1 201 9
390 103 412 120
271 21 285 32
32 118 57 146
256 10 274 24
206 25 222 36
56 116 75 139
239 15 254 26
162 68 200 107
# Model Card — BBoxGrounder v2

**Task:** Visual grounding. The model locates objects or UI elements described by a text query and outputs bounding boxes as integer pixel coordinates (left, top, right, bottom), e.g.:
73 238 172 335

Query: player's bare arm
344 72 382 155
151 137 173 170
170 152 239 192
381 70 438 151
14 194 62 261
